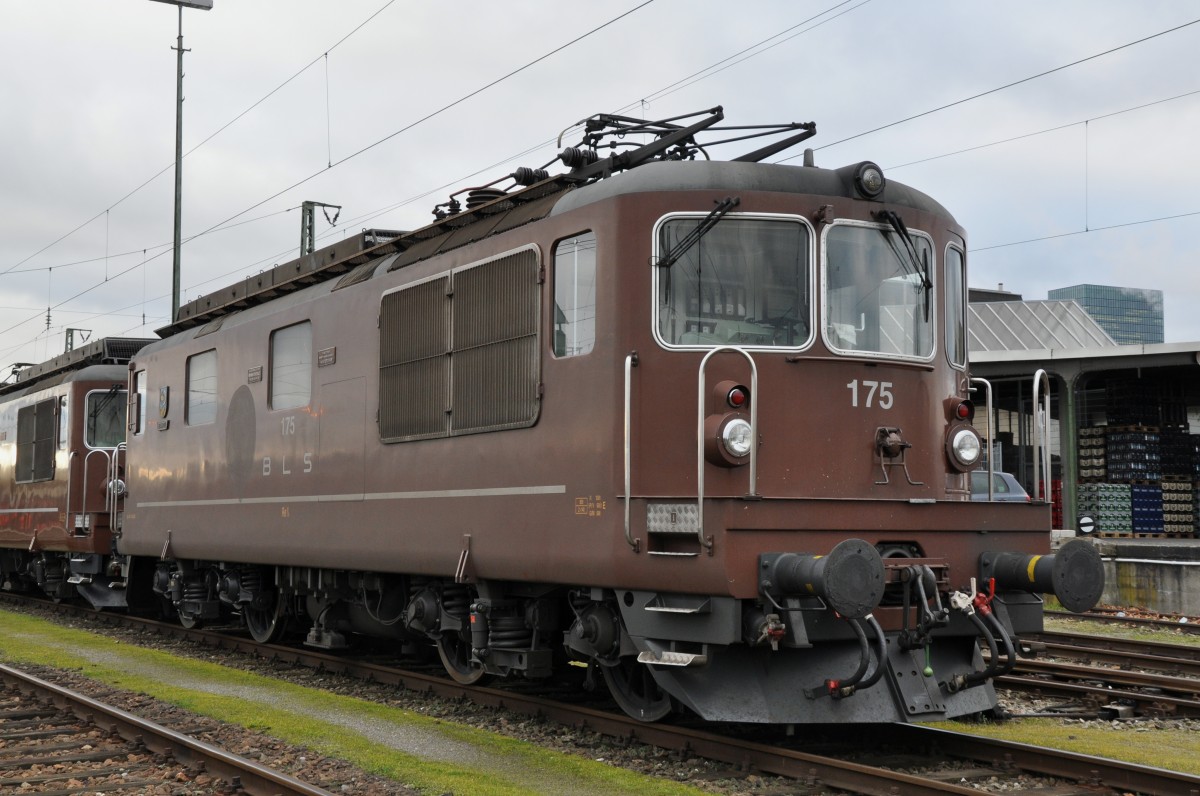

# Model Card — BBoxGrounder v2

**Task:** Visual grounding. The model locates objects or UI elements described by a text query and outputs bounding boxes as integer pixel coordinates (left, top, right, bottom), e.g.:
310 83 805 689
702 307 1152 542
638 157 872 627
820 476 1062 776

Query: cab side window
132 370 147 435
553 232 596 357
58 396 68 450
945 246 966 368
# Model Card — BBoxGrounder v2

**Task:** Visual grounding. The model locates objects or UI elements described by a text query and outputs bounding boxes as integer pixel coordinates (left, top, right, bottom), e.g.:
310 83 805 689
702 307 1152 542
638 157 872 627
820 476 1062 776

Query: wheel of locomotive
177 609 203 630
601 656 674 722
243 598 289 644
435 631 487 685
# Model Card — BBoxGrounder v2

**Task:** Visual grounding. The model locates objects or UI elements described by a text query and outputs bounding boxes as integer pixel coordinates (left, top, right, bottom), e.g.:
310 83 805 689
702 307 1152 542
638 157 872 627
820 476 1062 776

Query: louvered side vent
16 399 56 483
451 250 541 435
379 276 451 442
101 337 154 362
33 399 56 481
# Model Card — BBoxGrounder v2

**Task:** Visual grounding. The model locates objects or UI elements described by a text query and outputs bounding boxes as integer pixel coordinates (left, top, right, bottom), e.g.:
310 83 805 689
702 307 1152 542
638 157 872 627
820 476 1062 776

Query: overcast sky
2 1 1198 372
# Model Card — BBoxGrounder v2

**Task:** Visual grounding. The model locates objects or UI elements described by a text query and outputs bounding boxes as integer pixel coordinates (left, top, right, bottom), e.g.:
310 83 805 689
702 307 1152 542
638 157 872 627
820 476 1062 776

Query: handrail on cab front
696 347 759 552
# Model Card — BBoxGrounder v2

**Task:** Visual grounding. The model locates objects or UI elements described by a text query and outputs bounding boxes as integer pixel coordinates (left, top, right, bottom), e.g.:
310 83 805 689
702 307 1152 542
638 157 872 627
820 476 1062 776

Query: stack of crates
1105 380 1161 425
1077 426 1106 481
1130 483 1164 536
1161 425 1192 477
1105 426 1161 483
1162 478 1194 536
1194 436 1200 538
1039 479 1064 527
1195 480 1200 538
1076 482 1132 536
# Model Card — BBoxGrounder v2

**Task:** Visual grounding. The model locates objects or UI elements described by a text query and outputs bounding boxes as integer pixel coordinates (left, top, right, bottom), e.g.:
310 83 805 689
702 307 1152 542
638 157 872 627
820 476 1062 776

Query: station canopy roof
968 300 1116 353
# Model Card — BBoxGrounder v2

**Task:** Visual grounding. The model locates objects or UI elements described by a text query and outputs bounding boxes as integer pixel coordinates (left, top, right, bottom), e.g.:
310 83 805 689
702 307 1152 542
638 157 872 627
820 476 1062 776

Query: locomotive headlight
854 161 886 198
949 427 982 468
721 417 754 458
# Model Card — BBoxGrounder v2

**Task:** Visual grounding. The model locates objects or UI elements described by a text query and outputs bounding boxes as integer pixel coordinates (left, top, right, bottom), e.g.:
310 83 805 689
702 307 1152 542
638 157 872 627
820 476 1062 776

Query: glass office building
1047 284 1164 345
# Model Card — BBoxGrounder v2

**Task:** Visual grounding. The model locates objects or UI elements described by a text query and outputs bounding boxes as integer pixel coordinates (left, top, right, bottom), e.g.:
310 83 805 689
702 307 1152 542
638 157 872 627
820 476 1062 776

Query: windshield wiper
876 209 932 321
656 196 740 269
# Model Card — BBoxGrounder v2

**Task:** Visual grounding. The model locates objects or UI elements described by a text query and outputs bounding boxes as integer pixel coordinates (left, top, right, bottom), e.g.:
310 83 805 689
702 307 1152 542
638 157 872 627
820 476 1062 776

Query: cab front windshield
656 217 809 348
824 223 934 358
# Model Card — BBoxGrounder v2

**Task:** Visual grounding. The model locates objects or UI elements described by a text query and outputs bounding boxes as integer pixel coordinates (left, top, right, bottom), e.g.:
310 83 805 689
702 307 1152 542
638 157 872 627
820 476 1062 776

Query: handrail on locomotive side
969 377 994 500
623 351 639 552
1031 368 1052 502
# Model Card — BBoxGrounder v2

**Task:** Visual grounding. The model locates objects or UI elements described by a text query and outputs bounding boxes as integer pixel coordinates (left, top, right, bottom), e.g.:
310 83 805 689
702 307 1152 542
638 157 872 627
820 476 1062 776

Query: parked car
970 470 1032 502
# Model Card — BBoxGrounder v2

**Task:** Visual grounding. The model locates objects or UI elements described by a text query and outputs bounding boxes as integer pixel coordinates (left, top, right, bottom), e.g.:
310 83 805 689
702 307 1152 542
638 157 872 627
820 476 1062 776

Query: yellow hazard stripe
1027 555 1042 583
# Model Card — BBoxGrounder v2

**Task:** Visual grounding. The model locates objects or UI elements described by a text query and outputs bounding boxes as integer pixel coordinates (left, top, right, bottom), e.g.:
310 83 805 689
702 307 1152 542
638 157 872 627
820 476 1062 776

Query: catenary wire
0 0 401 279
781 16 1200 159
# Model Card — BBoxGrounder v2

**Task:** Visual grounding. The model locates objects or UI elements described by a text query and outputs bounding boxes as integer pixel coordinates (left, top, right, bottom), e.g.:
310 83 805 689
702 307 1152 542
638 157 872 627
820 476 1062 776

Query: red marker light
727 387 748 408
956 400 974 421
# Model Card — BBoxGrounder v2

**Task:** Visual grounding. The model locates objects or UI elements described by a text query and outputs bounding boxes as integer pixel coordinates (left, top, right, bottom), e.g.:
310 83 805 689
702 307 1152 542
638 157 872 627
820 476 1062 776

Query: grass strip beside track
0 608 707 796
932 717 1200 775
1044 615 1200 649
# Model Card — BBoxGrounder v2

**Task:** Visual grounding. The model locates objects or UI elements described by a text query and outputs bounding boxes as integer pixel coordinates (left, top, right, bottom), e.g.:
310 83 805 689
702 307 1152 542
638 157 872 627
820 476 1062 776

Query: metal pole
171 6 185 323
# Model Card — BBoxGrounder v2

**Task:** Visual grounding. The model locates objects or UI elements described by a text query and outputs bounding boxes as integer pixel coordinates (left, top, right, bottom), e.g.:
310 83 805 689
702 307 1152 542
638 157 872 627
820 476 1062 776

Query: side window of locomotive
132 370 147 435
553 232 596 357
58 396 68 450
945 246 966 368
823 223 934 359
270 321 313 410
16 398 56 482
85 388 127 448
656 217 810 348
186 349 218 426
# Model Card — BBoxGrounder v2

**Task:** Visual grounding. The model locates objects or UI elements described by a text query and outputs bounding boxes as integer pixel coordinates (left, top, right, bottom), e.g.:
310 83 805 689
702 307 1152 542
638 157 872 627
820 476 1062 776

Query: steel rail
1012 657 1200 697
998 672 1200 717
0 662 337 796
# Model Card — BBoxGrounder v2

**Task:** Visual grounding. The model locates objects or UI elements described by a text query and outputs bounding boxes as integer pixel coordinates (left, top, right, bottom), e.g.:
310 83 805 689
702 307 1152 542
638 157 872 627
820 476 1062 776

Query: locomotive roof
1 337 152 398
154 109 955 339
0 363 130 402
550 159 956 222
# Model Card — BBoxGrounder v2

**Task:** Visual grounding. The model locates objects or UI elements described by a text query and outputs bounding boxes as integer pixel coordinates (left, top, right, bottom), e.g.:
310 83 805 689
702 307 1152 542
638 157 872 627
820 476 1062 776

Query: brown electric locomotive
4 108 1105 724
0 338 151 606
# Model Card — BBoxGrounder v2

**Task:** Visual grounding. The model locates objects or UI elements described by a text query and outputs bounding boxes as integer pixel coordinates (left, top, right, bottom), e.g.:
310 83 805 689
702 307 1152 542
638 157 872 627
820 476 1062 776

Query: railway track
998 663 1200 719
1027 630 1200 677
1047 608 1200 635
987 628 1200 718
0 661 336 796
996 621 1200 718
5 594 1199 795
